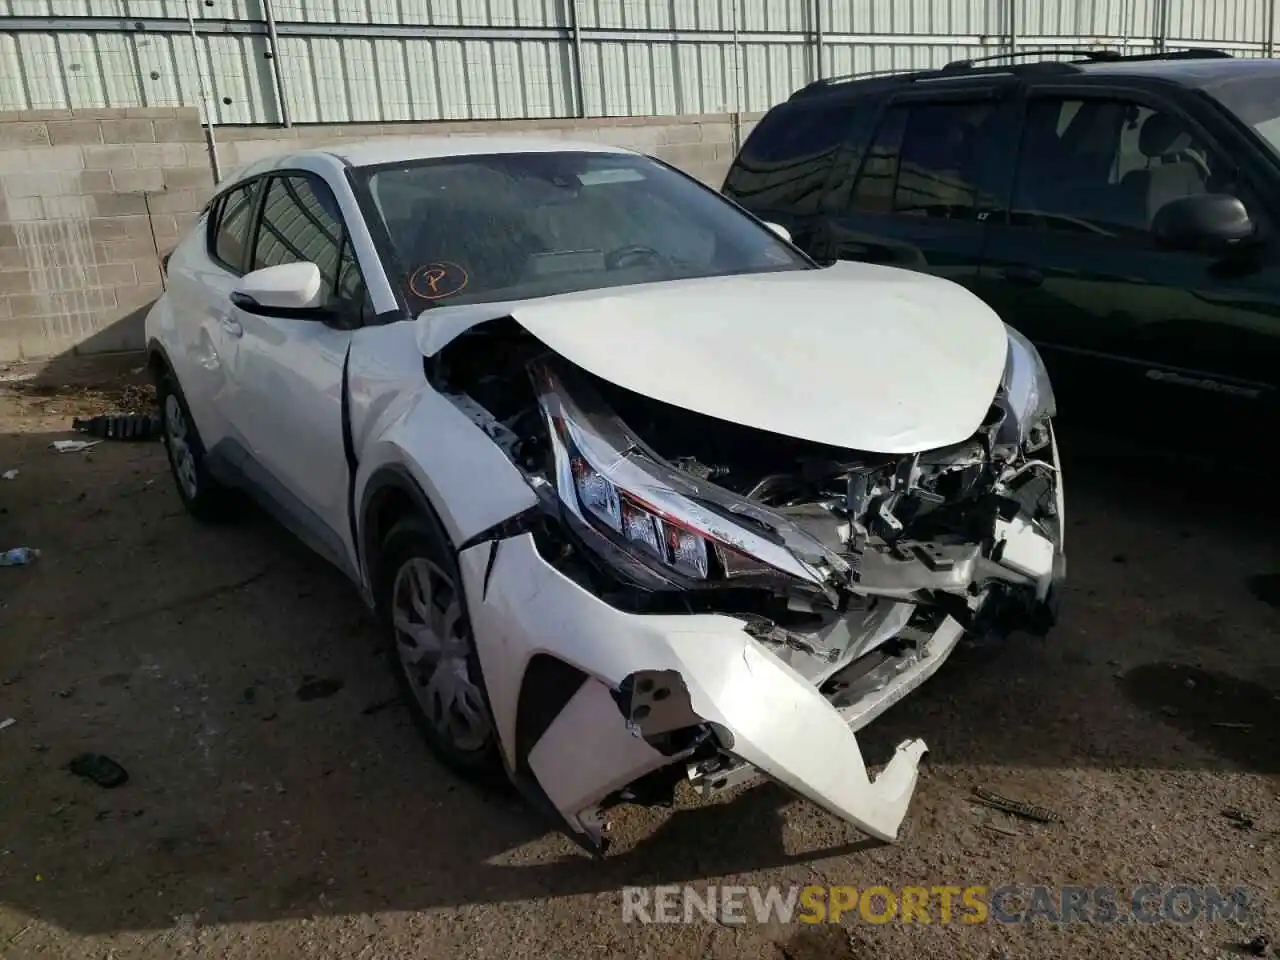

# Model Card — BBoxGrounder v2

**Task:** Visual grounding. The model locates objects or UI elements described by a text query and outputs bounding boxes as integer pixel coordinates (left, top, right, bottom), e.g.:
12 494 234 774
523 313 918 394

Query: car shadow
0 407 1276 934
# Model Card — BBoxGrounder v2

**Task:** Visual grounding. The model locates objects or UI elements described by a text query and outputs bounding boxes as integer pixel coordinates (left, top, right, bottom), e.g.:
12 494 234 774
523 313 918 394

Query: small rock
1184 678 1196 689
1161 705 1180 717
68 753 128 789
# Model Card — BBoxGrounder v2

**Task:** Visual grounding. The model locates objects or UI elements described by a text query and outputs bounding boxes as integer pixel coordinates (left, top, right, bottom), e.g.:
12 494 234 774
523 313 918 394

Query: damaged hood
417 261 1009 453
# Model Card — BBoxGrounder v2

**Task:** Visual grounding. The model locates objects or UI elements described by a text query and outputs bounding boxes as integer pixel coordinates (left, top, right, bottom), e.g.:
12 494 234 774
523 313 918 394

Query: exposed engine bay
427 315 1064 808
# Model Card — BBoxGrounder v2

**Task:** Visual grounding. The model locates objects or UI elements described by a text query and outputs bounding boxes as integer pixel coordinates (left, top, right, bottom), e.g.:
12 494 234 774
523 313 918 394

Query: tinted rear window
723 102 855 216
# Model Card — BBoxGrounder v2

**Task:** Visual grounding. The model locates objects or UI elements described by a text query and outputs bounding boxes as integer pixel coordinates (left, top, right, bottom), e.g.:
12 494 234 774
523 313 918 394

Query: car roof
323 135 632 168
788 51 1280 105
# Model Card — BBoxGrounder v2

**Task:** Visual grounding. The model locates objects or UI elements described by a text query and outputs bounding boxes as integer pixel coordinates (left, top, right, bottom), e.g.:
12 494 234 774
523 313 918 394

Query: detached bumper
459 533 989 850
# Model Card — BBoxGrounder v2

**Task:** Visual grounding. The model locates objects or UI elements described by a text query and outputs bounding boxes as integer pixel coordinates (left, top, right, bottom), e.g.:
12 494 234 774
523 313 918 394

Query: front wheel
378 515 504 781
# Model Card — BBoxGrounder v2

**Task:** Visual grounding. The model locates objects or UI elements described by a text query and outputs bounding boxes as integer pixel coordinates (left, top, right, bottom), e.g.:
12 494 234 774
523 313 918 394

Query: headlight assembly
1000 325 1057 452
536 361 841 593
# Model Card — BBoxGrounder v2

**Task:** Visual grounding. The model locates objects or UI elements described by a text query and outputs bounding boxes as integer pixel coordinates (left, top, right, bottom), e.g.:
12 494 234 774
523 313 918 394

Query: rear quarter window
723 101 855 216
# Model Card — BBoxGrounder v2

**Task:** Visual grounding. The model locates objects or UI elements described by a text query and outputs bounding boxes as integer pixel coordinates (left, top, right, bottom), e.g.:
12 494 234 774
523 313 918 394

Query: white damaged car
146 137 1065 854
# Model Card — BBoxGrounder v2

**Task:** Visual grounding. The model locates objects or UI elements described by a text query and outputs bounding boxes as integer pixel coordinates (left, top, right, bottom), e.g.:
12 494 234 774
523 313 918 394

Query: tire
156 369 231 522
377 514 504 781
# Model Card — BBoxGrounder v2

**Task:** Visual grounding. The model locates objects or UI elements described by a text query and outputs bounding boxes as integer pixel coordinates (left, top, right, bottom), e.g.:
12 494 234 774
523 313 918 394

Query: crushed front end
431 320 1064 852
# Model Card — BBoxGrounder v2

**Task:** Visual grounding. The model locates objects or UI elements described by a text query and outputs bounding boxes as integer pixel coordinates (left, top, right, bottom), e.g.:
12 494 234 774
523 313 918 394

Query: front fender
353 386 538 588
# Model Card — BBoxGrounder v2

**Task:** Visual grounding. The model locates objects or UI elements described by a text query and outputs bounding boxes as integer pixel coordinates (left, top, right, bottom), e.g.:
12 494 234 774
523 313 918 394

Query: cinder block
0 149 31 173
90 192 150 216
154 117 206 143
47 119 103 145
111 167 165 193
135 142 189 168
76 169 115 193
0 122 51 148
88 216 149 241
101 120 156 145
0 270 32 294
0 248 26 271
146 188 206 214
163 167 214 190
124 107 184 119
84 145 137 170
95 262 138 286
662 124 704 145
97 237 157 263
116 281 163 310
135 259 162 287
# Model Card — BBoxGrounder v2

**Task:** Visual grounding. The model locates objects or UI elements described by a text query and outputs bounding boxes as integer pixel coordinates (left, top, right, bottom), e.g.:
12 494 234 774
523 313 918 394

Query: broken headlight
571 453 710 580
1000 325 1056 453
537 363 830 590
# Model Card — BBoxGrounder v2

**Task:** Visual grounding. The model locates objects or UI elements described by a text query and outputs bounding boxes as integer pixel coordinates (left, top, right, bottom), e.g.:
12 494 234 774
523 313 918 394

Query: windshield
357 151 811 309
1205 74 1280 157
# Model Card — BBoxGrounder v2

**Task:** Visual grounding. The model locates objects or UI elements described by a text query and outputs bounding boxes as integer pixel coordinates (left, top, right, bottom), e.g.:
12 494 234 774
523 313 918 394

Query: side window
1009 97 1227 236
252 175 373 321
722 102 854 216
209 181 258 273
848 100 1003 220
848 105 908 214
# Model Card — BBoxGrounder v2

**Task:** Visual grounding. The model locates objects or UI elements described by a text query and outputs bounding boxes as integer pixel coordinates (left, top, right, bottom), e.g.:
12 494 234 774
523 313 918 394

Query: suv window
252 174 372 321
723 102 853 215
1010 97 1227 236
210 181 257 272
848 100 1003 220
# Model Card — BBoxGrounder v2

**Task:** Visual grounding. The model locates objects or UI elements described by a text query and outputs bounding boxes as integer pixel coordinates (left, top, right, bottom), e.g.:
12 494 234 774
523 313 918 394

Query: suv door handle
220 317 243 338
1002 266 1044 286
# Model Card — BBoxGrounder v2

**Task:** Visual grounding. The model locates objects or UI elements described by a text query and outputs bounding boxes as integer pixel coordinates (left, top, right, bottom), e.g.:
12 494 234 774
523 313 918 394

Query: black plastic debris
1223 808 1256 830
1244 933 1269 956
972 787 1064 824
72 414 163 441
68 753 129 789
296 677 343 701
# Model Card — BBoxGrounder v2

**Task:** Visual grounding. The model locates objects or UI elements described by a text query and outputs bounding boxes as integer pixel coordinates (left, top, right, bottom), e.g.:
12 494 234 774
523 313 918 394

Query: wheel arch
359 462 453 604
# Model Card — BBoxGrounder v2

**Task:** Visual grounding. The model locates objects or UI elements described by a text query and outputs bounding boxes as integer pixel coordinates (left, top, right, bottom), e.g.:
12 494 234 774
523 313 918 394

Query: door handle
1002 266 1044 286
219 317 243 338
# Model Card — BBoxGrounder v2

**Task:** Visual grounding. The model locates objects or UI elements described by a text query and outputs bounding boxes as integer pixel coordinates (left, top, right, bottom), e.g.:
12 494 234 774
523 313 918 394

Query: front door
224 172 374 572
977 86 1280 457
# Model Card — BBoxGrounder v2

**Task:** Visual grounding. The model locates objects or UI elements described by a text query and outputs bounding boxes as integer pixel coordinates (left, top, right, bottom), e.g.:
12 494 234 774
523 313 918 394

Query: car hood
416 261 1009 454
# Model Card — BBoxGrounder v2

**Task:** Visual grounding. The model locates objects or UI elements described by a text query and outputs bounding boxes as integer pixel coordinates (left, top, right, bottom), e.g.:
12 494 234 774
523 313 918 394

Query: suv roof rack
795 46 1234 98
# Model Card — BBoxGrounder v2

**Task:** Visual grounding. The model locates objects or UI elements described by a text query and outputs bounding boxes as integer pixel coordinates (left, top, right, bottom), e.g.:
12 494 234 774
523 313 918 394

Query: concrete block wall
0 107 762 363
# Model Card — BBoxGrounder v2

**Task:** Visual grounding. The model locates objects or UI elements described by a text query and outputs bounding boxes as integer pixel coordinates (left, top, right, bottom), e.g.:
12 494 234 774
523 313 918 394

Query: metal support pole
1007 0 1017 59
1268 0 1277 57
730 0 743 153
813 0 823 80
186 0 221 184
569 0 586 117
262 0 291 127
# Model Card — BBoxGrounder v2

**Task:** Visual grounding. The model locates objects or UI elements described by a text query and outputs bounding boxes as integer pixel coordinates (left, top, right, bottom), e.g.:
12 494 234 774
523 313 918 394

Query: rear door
166 176 263 461
977 81 1280 453
721 98 864 251
806 80 1021 294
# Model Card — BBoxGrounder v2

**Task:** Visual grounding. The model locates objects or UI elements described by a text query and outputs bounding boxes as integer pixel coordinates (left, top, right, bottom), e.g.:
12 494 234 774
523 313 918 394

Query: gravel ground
0 358 1277 960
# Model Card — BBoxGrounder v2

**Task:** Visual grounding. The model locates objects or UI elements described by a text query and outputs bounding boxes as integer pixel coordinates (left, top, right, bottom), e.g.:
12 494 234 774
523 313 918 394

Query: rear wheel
157 371 231 522
378 515 503 780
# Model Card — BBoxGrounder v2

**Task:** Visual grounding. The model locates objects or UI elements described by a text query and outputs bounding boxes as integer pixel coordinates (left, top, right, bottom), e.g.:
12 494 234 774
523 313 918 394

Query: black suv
723 49 1280 459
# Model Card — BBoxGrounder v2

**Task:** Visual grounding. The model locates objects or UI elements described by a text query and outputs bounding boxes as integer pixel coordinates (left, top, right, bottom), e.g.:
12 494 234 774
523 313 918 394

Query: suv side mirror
231 262 326 317
1151 193 1256 256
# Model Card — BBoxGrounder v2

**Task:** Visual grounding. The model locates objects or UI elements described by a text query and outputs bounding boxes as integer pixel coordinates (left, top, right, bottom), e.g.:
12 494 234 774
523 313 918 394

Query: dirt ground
0 356 1277 960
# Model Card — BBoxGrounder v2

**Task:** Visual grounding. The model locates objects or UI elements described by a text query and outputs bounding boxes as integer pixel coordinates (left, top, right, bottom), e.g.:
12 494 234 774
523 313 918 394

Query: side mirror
764 221 792 244
1151 193 1255 256
231 262 326 317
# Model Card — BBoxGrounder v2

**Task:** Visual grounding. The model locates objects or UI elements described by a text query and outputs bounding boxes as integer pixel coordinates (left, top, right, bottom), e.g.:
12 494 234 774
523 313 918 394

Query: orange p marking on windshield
409 261 470 300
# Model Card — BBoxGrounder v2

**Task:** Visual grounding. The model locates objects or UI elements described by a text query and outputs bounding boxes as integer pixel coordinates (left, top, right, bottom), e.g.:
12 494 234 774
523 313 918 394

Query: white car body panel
145 135 1065 856
418 261 1009 454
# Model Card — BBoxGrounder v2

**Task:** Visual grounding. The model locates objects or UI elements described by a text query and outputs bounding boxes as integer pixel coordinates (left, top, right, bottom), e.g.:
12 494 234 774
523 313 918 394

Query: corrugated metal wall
1 0 1277 124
